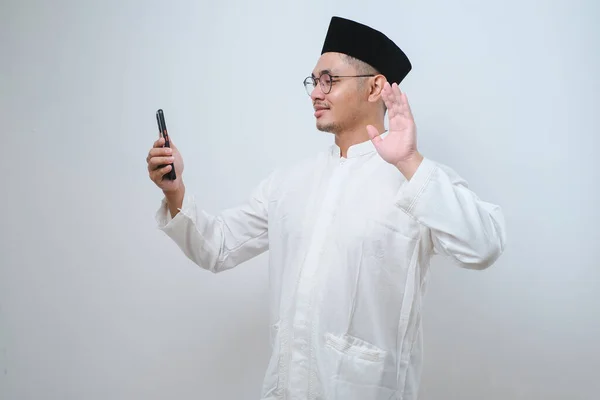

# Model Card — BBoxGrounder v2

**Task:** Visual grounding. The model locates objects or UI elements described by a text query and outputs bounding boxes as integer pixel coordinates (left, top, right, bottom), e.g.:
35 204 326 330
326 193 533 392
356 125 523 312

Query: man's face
310 52 365 134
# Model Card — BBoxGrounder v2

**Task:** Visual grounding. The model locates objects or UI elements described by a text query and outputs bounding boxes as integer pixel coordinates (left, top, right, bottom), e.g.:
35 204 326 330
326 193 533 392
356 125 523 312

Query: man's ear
368 75 387 104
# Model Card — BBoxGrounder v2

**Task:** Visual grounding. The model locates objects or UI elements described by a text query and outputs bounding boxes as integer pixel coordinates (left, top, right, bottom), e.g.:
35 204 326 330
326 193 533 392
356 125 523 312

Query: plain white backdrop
1 0 598 399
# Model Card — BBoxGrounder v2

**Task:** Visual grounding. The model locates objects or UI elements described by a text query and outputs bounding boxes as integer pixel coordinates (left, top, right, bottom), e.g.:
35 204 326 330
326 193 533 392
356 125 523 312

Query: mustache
313 102 330 109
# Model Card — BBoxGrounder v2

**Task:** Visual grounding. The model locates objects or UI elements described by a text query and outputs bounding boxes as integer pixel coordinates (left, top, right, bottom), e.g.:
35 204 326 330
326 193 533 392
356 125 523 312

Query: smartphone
156 109 176 180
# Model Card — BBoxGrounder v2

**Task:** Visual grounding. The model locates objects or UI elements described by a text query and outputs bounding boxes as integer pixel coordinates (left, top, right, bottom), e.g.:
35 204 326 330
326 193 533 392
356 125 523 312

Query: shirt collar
329 131 389 159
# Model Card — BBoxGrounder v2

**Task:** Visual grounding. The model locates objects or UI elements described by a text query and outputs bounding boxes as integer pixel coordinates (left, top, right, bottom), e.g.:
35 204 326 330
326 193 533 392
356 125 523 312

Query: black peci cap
321 16 412 85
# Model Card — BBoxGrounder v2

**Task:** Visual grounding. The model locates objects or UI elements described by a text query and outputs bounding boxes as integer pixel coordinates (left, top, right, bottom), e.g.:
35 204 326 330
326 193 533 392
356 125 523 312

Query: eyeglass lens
304 74 332 95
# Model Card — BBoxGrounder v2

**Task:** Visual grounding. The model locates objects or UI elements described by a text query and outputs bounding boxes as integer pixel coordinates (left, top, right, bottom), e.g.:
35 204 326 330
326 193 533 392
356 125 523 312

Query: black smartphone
156 109 176 180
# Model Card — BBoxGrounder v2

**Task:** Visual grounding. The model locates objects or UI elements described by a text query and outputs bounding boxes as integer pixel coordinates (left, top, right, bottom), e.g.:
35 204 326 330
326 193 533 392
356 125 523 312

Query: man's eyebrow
311 69 333 78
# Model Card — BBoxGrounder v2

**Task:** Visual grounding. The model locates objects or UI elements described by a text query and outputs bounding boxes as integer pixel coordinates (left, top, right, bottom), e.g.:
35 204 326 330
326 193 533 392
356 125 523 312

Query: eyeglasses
303 73 376 96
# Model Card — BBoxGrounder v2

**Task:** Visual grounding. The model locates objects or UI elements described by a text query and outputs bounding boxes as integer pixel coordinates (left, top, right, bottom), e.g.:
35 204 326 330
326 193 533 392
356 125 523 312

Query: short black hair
341 54 387 114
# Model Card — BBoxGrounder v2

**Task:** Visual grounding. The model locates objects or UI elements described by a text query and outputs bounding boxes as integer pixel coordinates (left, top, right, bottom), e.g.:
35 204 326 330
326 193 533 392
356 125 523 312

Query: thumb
366 125 383 147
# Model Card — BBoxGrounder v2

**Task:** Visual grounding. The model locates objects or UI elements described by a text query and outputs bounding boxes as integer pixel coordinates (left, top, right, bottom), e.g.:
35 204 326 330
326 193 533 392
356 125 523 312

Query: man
147 16 506 400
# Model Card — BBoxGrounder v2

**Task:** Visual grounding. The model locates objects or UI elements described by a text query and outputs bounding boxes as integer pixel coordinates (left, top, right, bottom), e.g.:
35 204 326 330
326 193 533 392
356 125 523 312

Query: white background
1 0 599 399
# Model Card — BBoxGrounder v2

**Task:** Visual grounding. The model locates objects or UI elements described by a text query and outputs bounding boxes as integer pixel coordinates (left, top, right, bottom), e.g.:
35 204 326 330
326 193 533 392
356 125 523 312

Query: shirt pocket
324 332 396 400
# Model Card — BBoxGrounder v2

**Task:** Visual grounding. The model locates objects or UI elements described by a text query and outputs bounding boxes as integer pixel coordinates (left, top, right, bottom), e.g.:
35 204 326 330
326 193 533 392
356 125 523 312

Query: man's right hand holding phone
147 136 185 218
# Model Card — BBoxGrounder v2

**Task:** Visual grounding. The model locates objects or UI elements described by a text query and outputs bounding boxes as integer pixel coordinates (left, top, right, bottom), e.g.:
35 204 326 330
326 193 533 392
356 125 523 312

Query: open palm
367 82 418 166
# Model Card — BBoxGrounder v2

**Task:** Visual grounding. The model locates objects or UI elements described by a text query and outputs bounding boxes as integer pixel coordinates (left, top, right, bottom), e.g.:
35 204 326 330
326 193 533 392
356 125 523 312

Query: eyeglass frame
303 72 376 95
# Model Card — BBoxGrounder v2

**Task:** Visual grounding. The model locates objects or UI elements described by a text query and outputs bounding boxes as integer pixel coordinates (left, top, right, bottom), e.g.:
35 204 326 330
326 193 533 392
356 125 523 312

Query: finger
392 82 402 98
149 147 172 157
385 89 402 119
366 125 383 147
147 147 172 163
151 164 172 182
155 135 178 151
392 83 404 107
388 83 404 110
391 84 410 114
401 92 414 119
148 156 175 169
154 137 166 148
381 82 395 111
148 139 163 160
384 82 394 101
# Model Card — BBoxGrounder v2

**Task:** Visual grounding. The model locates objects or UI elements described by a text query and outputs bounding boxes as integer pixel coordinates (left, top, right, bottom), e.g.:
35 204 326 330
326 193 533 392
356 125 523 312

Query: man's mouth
314 105 329 118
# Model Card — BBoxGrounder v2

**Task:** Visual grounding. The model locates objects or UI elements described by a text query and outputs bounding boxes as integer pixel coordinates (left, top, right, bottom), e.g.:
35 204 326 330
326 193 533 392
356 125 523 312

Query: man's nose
310 84 325 102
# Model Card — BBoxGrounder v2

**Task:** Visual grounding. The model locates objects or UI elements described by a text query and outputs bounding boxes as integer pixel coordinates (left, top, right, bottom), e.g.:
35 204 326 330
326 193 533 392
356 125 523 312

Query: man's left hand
367 82 423 180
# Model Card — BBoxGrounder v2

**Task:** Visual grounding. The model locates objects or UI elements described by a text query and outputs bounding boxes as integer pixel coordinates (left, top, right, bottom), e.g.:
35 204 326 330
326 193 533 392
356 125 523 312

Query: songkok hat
321 16 412 85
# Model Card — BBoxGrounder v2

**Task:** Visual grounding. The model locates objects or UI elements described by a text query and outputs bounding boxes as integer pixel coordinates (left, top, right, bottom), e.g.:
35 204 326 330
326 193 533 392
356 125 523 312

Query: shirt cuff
394 157 438 215
155 194 196 229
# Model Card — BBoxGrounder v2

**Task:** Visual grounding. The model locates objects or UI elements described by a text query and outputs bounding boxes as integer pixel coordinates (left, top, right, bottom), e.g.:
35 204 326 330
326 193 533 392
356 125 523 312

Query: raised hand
147 136 184 193
366 82 423 179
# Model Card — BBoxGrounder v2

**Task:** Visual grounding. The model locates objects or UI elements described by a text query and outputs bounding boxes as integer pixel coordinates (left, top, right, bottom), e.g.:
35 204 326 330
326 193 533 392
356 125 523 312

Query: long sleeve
155 174 273 273
394 157 506 270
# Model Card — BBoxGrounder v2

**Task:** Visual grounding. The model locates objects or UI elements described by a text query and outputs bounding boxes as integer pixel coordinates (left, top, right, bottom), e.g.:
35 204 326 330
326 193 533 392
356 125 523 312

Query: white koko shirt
156 138 506 400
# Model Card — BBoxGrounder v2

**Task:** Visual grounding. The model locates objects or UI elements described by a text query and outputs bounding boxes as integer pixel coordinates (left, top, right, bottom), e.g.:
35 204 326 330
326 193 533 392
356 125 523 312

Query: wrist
163 179 184 195
395 152 424 180
164 181 185 202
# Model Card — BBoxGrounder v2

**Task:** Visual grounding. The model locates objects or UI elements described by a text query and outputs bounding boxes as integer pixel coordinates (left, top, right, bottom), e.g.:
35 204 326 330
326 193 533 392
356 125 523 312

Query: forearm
155 174 273 273
164 183 185 219
395 157 506 269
